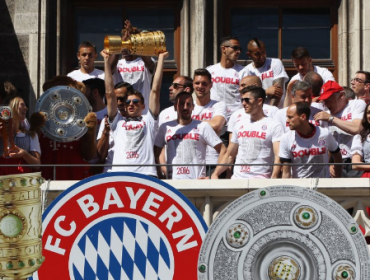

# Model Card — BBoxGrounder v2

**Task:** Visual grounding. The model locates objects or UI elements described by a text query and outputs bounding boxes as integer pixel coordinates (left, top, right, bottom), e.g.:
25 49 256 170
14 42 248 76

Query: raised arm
149 51 169 118
314 111 362 135
101 50 117 121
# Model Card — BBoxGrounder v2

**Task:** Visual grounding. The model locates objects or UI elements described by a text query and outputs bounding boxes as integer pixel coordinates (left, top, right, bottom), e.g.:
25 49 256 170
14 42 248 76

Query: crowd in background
1 20 370 181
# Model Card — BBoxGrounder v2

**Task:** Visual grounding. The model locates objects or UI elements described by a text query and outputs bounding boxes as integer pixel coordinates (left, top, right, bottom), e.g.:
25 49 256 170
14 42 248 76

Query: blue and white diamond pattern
70 216 173 280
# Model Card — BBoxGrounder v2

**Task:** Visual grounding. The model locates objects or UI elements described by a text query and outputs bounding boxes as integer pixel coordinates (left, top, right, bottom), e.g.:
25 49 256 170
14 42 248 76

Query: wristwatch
328 116 334 124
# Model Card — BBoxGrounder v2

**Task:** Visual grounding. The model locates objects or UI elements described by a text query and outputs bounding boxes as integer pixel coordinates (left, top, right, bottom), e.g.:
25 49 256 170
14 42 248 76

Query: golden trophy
0 106 17 158
0 172 45 280
104 30 166 56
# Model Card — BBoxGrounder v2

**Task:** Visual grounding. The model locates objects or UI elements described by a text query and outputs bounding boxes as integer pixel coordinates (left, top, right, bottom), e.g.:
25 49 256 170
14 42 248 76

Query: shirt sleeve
271 59 289 82
97 118 105 141
352 100 366 120
271 119 285 142
213 101 227 120
278 132 292 161
227 111 237 133
108 112 123 131
351 134 363 157
325 128 340 153
202 122 222 148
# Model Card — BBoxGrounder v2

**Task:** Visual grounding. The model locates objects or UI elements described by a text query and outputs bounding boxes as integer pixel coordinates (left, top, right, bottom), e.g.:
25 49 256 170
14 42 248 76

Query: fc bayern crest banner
32 172 207 280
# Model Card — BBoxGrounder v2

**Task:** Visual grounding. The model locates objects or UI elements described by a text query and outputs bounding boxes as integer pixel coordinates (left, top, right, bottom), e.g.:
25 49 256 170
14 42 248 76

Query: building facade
1 0 369 111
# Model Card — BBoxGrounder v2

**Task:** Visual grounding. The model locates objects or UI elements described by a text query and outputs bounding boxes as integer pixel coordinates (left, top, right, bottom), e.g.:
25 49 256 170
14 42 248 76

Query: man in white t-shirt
110 20 156 115
350 70 370 101
314 80 366 177
154 92 223 179
103 48 168 176
212 86 284 179
67 42 105 82
239 38 289 108
228 76 279 140
192 68 227 175
96 82 134 173
275 81 327 133
280 102 342 178
207 36 244 119
158 76 194 127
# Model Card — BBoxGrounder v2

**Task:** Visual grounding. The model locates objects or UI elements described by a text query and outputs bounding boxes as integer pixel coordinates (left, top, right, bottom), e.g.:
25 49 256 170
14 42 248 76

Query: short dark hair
295 101 311 120
291 47 310 60
193 68 212 83
303 71 323 97
83 78 105 99
178 76 194 93
78 41 97 53
356 71 370 83
220 36 239 47
125 90 145 104
175 91 193 103
241 85 266 103
114 82 134 93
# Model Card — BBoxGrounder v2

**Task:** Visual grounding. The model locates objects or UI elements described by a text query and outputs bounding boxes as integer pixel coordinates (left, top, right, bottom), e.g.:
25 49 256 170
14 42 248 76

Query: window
223 0 338 78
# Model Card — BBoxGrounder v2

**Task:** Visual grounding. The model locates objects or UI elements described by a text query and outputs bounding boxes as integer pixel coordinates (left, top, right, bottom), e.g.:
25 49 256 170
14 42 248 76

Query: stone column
338 0 370 86
189 0 206 73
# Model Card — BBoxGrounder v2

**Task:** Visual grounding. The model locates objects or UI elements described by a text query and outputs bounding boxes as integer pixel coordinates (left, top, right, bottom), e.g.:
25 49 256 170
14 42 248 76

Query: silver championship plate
197 186 370 280
35 86 92 142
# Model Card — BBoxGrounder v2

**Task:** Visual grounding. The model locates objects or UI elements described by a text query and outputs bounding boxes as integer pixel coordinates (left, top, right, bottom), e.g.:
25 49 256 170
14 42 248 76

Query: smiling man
67 42 104 82
212 86 284 179
239 38 288 108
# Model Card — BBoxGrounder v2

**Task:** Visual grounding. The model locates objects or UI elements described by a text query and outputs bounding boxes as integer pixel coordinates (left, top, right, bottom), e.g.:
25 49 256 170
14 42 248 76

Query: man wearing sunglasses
350 71 370 101
96 82 134 173
212 86 284 179
158 76 193 127
154 91 224 179
206 36 244 120
239 38 288 108
103 48 168 176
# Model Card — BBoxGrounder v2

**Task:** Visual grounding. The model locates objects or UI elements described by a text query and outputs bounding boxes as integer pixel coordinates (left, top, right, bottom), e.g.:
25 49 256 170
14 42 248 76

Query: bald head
303 71 323 97
239 75 262 92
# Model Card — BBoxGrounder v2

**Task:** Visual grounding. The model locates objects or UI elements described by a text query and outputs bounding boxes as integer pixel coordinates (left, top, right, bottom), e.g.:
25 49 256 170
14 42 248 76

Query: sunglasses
224 45 242 52
171 82 186 89
241 97 255 104
125 98 141 105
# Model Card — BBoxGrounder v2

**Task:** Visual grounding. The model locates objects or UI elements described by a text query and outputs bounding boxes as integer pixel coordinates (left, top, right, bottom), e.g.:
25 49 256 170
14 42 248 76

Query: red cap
318 81 344 100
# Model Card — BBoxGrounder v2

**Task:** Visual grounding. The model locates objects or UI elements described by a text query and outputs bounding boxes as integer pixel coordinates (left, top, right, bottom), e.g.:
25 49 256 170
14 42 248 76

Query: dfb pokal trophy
104 30 166 56
0 106 17 158
0 173 45 279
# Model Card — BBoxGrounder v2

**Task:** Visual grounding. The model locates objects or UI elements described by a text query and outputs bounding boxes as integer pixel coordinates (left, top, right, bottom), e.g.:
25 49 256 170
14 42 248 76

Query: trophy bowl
0 172 45 280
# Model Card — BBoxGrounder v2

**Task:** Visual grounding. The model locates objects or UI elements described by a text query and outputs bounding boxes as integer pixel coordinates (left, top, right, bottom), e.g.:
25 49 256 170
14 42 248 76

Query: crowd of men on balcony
1 20 370 181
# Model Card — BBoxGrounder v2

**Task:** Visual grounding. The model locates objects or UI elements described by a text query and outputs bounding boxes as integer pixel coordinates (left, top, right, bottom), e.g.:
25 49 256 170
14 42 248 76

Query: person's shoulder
92 68 104 75
290 73 301 82
206 63 220 72
67 69 80 77
233 63 244 71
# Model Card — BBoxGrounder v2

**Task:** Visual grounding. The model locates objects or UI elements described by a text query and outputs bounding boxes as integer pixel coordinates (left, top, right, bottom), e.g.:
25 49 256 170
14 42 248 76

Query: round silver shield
35 86 92 142
197 186 370 280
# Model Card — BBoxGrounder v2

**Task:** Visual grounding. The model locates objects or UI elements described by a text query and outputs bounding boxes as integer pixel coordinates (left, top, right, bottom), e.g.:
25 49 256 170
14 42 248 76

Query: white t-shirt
275 105 328 133
206 63 244 119
279 126 339 178
158 106 177 127
329 99 366 159
351 134 370 163
154 120 222 179
239 58 289 108
109 112 158 176
192 100 226 164
227 105 279 133
67 68 105 82
290 65 335 83
231 116 283 178
116 57 154 114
